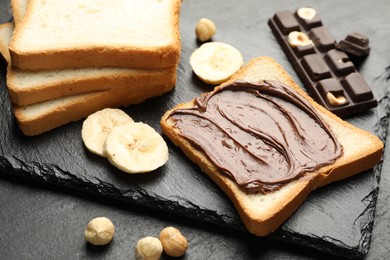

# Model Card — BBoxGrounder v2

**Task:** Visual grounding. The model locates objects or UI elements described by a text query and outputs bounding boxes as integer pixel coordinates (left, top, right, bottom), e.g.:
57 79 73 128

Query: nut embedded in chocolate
296 7 317 20
326 92 347 107
337 32 371 57
287 31 313 47
294 7 322 30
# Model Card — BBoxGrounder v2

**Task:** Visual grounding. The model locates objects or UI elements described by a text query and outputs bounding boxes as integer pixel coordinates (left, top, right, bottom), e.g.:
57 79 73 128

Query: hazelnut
326 92 347 107
195 18 216 42
84 217 115 246
297 7 317 20
287 31 313 47
135 236 163 260
159 226 188 257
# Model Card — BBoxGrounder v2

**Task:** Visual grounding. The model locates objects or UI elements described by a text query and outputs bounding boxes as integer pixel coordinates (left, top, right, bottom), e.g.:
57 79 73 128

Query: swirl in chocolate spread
167 80 343 194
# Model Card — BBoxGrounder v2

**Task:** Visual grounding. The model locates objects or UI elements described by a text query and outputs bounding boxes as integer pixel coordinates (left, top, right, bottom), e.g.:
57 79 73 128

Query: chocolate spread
167 80 343 194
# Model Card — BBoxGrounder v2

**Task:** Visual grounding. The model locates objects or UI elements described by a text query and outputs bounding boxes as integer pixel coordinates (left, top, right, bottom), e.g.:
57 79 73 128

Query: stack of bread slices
0 0 181 136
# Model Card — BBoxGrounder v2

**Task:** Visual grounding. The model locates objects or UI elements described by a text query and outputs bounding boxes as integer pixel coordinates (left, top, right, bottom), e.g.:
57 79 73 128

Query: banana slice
104 122 169 174
81 108 134 157
190 42 244 85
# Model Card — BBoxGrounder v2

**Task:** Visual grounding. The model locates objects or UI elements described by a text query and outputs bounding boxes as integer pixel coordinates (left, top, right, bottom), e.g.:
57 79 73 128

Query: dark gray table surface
1 0 389 259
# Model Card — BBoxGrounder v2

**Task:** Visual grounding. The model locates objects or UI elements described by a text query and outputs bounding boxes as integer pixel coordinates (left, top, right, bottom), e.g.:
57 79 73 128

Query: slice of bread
10 0 27 25
0 23 12 63
9 0 181 70
14 73 176 136
1 0 179 136
0 23 176 106
3 0 180 106
1 47 177 138
8 66 176 106
160 57 383 236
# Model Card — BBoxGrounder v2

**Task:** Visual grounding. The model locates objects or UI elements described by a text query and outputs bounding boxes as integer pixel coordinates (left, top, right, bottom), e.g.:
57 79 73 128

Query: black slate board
1 0 389 258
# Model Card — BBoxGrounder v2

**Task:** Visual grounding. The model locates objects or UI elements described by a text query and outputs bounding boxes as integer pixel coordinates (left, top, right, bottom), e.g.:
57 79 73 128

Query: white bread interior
161 57 383 236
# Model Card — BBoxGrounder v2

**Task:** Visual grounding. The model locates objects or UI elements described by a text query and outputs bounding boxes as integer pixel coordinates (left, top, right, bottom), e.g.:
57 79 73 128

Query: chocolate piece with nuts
296 7 322 29
337 32 371 57
287 31 313 47
268 8 377 117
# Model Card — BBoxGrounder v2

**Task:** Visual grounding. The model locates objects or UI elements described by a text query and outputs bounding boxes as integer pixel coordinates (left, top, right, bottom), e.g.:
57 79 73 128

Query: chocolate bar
268 8 377 117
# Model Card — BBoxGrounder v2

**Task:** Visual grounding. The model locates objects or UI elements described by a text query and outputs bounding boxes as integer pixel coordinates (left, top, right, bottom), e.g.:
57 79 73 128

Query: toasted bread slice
160 57 383 236
9 0 181 70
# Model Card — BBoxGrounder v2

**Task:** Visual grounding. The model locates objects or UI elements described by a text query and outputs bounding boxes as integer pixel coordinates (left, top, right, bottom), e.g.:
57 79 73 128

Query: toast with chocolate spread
9 0 181 71
160 57 383 236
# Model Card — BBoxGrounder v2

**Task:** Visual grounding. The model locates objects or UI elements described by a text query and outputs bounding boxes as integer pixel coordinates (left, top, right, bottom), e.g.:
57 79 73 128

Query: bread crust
9 45 181 71
9 0 182 70
160 57 383 236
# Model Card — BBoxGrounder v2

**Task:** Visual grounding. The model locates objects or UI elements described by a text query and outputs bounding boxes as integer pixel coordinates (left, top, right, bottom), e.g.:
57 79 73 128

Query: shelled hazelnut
195 18 216 42
159 226 188 257
135 236 163 260
84 217 115 246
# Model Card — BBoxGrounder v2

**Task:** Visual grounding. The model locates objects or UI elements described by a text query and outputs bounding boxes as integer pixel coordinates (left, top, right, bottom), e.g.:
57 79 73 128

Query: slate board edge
0 132 387 260
271 173 380 259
